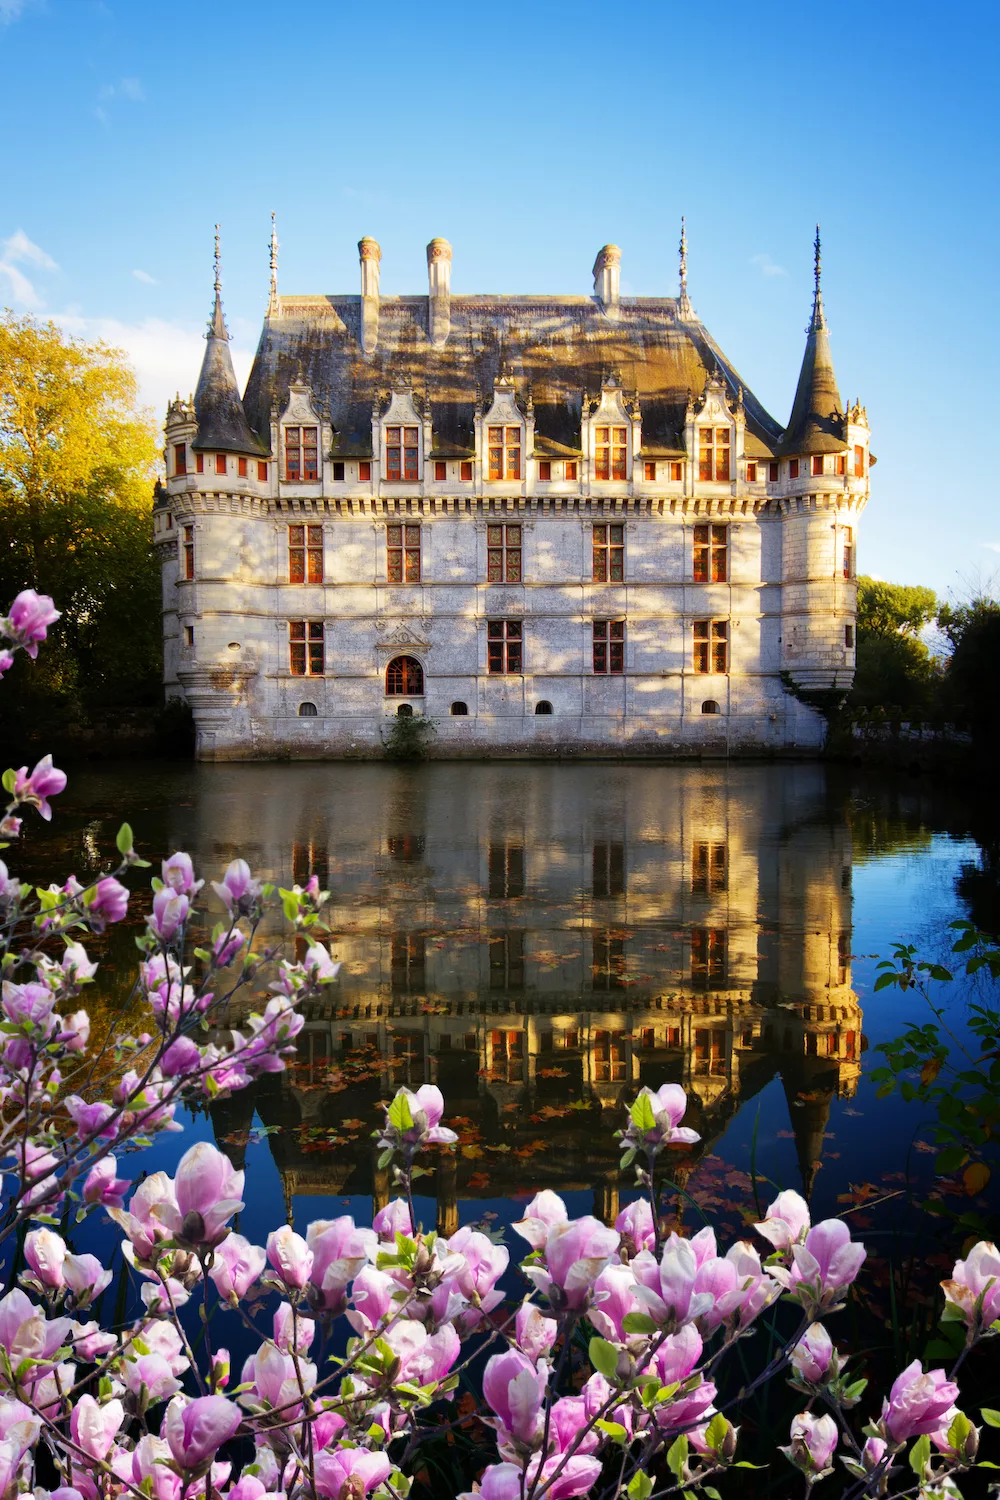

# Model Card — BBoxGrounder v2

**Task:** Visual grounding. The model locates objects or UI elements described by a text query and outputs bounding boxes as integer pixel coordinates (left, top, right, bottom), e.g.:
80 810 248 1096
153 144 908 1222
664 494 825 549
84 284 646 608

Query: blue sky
1 0 996 596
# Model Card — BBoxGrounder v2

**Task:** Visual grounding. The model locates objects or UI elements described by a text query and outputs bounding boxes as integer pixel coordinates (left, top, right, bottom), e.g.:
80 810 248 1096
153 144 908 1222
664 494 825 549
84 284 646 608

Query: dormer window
595 426 627 481
698 427 730 482
386 426 419 481
285 426 319 482
488 426 521 481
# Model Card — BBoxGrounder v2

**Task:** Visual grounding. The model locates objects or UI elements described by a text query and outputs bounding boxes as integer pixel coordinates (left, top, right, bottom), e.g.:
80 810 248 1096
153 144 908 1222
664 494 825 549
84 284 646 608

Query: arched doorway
385 656 424 695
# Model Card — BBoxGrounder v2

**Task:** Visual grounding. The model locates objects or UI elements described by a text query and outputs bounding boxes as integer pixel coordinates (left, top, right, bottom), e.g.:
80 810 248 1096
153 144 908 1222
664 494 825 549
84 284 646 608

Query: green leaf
588 1337 619 1381
630 1090 656 1132
388 1091 414 1132
935 1146 968 1174
595 1419 628 1443
909 1434 931 1476
666 1435 688 1480
733 1462 767 1469
281 892 299 923
116 822 133 855
621 1311 658 1335
874 972 898 991
627 1473 653 1500
980 1408 1000 1428
1 768 16 794
704 1412 730 1453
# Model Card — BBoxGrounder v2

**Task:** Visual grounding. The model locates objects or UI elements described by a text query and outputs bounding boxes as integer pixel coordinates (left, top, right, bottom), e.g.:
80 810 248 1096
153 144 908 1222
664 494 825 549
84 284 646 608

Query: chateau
154 226 869 760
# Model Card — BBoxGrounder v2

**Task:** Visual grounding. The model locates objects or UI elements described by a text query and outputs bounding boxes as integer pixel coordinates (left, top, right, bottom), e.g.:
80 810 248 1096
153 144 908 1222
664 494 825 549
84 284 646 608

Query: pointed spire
267 212 280 318
194 224 269 458
780 227 842 456
677 216 694 320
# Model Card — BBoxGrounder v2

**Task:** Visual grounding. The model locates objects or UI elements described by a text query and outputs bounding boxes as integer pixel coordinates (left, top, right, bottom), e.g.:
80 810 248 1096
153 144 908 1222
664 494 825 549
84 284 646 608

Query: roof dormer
276 381 326 485
379 389 424 483
479 373 527 484
690 370 740 484
586 374 636 483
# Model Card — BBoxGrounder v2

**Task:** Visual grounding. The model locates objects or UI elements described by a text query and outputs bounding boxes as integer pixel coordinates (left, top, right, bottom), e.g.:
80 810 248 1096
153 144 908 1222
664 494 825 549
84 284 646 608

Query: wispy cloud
132 268 157 285
0 0 39 24
751 253 786 278
982 543 1000 554
94 76 145 124
0 228 58 306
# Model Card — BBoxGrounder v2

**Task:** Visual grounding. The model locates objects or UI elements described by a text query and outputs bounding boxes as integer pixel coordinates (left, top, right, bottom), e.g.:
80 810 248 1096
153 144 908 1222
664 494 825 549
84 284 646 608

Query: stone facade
155 232 869 760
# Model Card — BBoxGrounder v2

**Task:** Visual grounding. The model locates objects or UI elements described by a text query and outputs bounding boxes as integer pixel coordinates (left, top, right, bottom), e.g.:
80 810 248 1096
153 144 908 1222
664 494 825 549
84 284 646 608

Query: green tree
850 575 941 714
0 312 161 716
938 596 1000 740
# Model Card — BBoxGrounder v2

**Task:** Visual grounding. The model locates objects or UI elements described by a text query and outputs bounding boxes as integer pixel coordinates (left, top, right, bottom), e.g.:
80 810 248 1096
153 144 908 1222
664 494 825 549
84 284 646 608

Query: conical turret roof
780 230 844 456
193 230 270 457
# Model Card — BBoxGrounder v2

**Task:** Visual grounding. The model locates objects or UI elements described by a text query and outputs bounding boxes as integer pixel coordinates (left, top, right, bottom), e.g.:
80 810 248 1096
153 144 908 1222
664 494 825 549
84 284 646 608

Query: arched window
396 703 414 718
298 701 318 718
535 700 553 715
385 656 424 695
450 701 468 716
701 700 721 715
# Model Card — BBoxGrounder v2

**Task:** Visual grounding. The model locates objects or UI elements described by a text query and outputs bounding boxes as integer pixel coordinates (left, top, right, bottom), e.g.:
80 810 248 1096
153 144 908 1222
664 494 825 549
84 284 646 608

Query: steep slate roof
193 290 271 456
242 295 785 460
779 237 845 456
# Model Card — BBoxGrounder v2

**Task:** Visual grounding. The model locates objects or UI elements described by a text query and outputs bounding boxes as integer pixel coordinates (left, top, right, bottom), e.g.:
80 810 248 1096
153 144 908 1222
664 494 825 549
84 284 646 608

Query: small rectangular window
592 619 625 674
592 523 624 582
332 461 345 482
745 461 757 482
166 513 173 528
669 460 683 482
854 444 865 476
538 460 551 481
593 841 625 898
359 460 372 481
698 427 731 482
487 524 522 583
285 426 319 482
565 460 578 481
489 932 524 991
789 458 800 479
811 455 824 476
174 443 187 476
182 525 194 581
692 842 727 894
845 624 854 648
289 524 323 585
836 453 846 475
592 936 626 994
691 927 726 983
595 425 628 481
460 460 473 482
488 841 524 897
238 456 248 477
768 461 779 482
385 426 419 482
184 624 194 648
693 619 728 673
644 461 656 481
488 426 521 481
215 453 227 476
387 524 421 583
196 453 204 474
434 460 447 482
257 460 268 482
289 620 324 676
693 524 728 583
487 619 522 674
843 526 854 579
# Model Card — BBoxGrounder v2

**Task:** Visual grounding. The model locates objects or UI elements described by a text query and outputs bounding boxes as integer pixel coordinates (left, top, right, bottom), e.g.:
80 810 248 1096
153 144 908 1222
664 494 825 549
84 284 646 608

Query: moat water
16 759 999 1287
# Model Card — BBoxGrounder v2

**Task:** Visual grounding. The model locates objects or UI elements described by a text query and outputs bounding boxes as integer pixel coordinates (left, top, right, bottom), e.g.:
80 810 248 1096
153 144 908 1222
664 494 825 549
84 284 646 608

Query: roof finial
267 212 279 317
208 224 227 340
678 216 693 319
810 223 827 332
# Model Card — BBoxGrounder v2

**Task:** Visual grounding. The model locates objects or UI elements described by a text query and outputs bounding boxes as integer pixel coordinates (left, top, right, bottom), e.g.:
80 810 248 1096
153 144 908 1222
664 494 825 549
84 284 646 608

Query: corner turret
780 228 843 455
193 227 269 458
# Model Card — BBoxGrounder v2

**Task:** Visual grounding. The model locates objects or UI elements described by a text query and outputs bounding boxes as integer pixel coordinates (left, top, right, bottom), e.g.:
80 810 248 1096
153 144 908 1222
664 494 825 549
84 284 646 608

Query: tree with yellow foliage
0 311 161 720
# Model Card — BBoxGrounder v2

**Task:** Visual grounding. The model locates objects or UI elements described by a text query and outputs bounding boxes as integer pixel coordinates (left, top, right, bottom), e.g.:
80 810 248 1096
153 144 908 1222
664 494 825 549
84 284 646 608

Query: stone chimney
427 238 452 348
593 244 621 319
358 237 381 354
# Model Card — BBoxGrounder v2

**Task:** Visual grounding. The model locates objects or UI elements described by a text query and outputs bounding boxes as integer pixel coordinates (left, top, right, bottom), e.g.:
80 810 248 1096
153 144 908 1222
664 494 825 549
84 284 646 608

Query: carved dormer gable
275 382 326 485
586 374 634 483
689 370 740 482
479 374 527 484
379 389 424 483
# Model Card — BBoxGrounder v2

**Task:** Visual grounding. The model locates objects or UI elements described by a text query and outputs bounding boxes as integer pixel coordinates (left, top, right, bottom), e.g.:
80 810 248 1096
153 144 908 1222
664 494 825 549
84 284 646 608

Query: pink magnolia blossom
108 1171 177 1261
0 651 13 676
305 1215 376 1314
515 1301 557 1363
208 1233 266 1302
149 888 190 943
755 1189 811 1252
88 876 129 926
512 1190 569 1250
782 1411 838 1478
523 1215 619 1312
13 754 69 823
163 1394 241 1471
24 1228 66 1290
941 1239 1000 1333
272 1302 315 1356
631 1234 715 1329
880 1361 960 1445
69 1321 117 1362
213 927 246 967
523 1454 604 1500
589 1262 641 1343
70 1395 124 1461
211 860 261 916
164 1142 244 1251
774 1218 867 1314
62 1254 112 1308
240 1343 316 1415
447 1225 509 1331
313 1449 391 1500
6 591 59 656
389 1084 458 1146
790 1323 836 1385
615 1197 655 1255
137 1320 189 1376
643 1323 716 1431
549 1395 600 1454
61 943 98 984
161 853 203 898
694 1241 779 1334
58 1009 91 1051
347 1266 397 1336
210 1349 230 1391
266 1226 314 1290
372 1198 412 1239
125 1353 183 1405
628 1083 701 1151
483 1348 548 1449
303 944 340 982
382 1318 460 1386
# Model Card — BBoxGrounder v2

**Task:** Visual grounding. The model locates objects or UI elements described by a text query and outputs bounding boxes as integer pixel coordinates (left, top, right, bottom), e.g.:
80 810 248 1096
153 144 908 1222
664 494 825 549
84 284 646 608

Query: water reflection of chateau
205 764 861 1223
